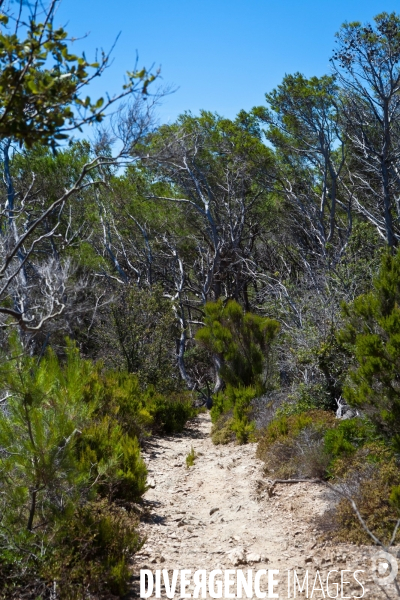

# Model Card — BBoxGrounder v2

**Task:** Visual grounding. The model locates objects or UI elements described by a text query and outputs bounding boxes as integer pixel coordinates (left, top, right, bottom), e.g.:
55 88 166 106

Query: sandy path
130 412 399 599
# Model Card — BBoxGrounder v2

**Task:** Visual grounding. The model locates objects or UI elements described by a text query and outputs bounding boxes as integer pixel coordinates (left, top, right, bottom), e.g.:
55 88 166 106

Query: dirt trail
131 412 398 599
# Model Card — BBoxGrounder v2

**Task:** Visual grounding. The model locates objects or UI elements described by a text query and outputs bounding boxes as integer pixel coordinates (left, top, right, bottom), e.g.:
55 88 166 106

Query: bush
0 337 192 598
145 388 197 434
256 410 337 479
322 446 400 545
210 386 256 444
77 417 147 502
211 414 236 445
90 371 196 440
277 383 334 417
323 418 378 476
9 499 143 600
196 299 280 392
0 334 199 597
97 284 180 391
340 249 400 450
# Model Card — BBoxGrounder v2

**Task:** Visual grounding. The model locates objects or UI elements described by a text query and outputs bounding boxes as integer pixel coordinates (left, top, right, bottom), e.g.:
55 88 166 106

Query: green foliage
0 7 155 148
277 383 334 416
98 284 180 391
143 387 197 434
211 415 236 445
0 337 174 596
196 299 280 392
0 338 98 537
257 410 336 454
340 250 400 450
77 417 147 502
260 72 339 153
186 446 197 468
256 410 337 479
211 386 257 444
41 499 142 599
324 418 377 465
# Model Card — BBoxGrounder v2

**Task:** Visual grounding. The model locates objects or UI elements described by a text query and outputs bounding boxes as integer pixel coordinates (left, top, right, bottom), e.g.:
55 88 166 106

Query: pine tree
340 250 400 449
196 299 280 392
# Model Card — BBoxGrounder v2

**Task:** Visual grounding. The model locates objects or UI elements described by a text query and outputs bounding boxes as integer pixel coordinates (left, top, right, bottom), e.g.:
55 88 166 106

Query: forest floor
129 412 399 599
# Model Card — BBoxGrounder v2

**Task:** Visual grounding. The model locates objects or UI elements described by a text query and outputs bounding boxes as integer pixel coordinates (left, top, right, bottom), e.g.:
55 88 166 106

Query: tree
195 299 280 393
254 73 351 256
96 284 180 390
0 0 156 149
138 110 275 304
332 12 400 249
340 249 400 449
126 112 276 391
0 0 158 332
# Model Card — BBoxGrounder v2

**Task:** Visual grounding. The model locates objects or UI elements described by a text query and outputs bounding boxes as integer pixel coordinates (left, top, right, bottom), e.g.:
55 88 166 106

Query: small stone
147 478 156 489
247 553 261 563
210 507 219 516
187 526 194 533
227 546 246 566
305 556 313 564
159 556 165 563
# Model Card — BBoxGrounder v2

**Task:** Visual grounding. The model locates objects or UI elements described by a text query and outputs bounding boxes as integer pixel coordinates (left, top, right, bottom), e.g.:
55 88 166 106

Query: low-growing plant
211 414 236 445
186 446 197 468
323 418 378 476
276 383 334 417
0 335 197 598
256 410 337 478
210 385 256 444
41 499 142 599
92 371 196 439
320 446 400 545
145 388 197 434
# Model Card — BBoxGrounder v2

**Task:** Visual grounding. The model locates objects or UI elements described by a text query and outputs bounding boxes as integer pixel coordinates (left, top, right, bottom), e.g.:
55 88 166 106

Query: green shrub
277 383 334 417
41 499 142 599
0 339 150 597
256 410 337 479
257 410 336 455
211 386 256 444
77 417 147 502
145 388 197 434
186 446 197 468
340 249 400 451
91 372 196 439
323 418 378 476
196 299 280 392
211 414 236 445
0 334 197 596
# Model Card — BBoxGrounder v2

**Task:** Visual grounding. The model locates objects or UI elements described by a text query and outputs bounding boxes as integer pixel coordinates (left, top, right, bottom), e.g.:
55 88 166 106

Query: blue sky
54 0 398 123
